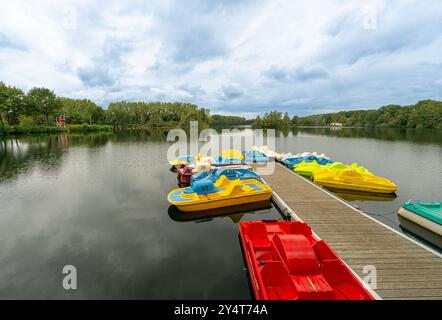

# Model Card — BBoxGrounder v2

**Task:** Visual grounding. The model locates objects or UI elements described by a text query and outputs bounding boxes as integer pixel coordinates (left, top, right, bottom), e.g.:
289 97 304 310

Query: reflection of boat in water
168 200 272 223
327 188 397 202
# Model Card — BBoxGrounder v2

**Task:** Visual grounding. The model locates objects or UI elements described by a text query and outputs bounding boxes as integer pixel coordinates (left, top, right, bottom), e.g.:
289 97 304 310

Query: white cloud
0 0 441 116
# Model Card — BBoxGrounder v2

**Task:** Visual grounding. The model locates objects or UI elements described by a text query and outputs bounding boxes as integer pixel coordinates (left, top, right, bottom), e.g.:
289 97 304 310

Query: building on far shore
329 122 343 127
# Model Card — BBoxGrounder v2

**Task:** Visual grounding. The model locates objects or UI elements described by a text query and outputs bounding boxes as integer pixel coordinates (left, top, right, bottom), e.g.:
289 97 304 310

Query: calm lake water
0 128 441 299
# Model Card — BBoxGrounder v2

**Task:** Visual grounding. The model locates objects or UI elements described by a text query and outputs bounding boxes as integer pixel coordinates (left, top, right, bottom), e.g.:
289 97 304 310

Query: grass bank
0 124 113 135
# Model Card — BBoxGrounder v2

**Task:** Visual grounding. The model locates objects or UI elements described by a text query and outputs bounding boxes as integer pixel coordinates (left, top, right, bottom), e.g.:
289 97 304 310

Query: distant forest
209 115 254 127
1 81 441 133
253 100 442 130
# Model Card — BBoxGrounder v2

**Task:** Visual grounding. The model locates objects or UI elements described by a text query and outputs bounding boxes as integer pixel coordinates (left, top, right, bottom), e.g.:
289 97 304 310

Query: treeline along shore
253 100 442 130
1 81 441 135
0 81 251 135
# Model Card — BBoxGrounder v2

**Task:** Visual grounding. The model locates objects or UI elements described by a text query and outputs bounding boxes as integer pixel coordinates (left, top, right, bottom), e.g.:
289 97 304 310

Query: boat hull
174 193 272 212
295 170 314 178
327 188 397 201
314 180 397 194
398 207 442 248
168 200 272 222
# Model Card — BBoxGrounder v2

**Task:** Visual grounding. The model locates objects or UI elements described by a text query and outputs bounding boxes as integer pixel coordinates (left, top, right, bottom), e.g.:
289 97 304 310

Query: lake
0 128 441 299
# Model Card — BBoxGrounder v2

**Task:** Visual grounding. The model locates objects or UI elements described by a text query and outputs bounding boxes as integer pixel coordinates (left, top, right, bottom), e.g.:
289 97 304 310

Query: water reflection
111 128 170 142
294 127 442 145
241 126 442 145
0 133 112 182
168 201 274 223
0 136 65 182
0 128 440 298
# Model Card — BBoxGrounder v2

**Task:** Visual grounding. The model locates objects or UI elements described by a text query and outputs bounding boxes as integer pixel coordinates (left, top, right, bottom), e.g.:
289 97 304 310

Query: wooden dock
262 163 442 300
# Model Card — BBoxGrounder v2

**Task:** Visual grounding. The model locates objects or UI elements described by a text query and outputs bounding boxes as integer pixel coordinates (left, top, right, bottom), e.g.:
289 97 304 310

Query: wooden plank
377 289 442 298
364 268 442 276
378 274 442 282
331 247 432 253
328 243 424 250
338 253 433 259
350 264 442 271
263 163 442 300
344 257 440 264
396 297 442 300
377 282 442 289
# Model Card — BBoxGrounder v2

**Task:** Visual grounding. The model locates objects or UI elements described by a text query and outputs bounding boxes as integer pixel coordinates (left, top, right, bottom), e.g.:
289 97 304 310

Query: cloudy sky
0 0 441 117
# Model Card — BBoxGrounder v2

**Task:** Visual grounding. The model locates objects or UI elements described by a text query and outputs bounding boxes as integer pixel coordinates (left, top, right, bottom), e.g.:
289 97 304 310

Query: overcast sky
0 0 441 117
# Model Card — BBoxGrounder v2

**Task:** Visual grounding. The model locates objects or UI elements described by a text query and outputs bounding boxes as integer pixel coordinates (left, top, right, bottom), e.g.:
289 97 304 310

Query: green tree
91 105 106 124
252 115 263 129
0 82 8 125
105 101 209 129
0 82 25 126
26 87 60 126
209 115 247 126
58 98 106 125
252 111 285 129
5 86 25 125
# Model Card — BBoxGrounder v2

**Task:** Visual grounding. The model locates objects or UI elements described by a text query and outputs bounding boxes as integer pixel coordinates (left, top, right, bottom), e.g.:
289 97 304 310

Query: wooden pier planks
263 163 442 300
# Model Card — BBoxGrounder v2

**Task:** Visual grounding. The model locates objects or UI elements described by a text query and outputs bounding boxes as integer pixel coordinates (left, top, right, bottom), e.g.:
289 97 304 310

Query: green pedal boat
398 201 442 248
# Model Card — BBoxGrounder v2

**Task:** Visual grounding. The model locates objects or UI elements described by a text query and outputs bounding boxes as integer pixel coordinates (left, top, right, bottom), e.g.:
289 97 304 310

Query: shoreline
2 124 441 138
0 124 113 136
254 125 442 130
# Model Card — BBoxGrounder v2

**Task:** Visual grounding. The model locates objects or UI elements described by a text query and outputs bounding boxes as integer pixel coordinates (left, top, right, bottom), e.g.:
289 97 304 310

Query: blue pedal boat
191 167 260 185
243 150 269 163
282 155 334 168
213 156 248 166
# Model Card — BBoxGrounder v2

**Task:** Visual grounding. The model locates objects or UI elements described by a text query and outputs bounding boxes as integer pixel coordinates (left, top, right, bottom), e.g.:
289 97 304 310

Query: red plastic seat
247 222 271 247
260 262 297 300
272 234 320 275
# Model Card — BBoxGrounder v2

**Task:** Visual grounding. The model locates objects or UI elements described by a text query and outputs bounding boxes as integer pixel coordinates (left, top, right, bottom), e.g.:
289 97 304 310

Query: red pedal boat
239 221 375 300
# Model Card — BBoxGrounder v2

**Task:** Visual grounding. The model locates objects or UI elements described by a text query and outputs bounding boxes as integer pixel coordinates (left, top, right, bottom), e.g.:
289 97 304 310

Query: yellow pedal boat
169 155 194 167
313 168 397 194
220 149 245 160
167 175 272 212
169 154 210 167
294 161 372 179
